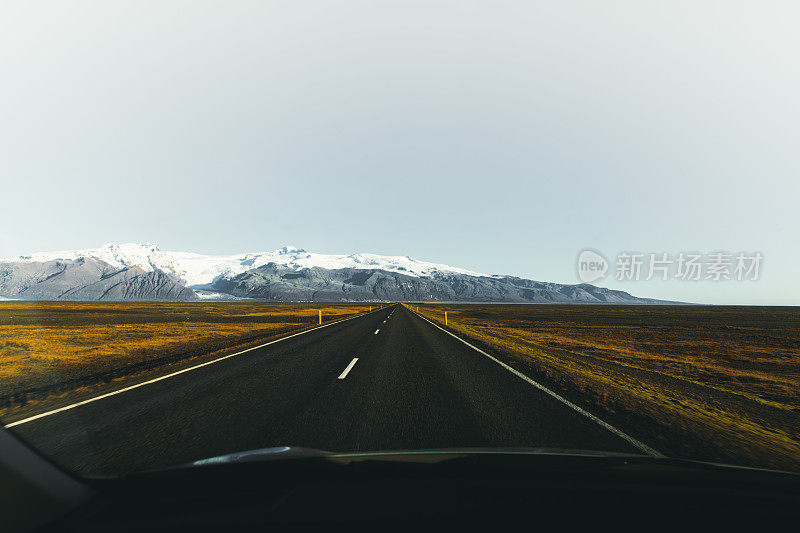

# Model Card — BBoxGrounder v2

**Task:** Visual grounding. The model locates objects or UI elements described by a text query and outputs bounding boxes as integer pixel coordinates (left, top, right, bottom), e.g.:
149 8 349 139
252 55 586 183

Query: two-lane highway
6 304 653 474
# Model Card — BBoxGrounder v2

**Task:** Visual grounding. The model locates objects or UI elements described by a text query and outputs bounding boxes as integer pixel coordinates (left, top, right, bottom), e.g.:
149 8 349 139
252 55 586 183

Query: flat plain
0 301 372 410
414 304 800 470
3 301 799 471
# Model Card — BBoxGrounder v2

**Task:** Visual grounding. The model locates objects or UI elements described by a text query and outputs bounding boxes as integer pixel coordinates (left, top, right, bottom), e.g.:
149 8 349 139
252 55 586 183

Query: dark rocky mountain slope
0 258 197 301
212 263 670 303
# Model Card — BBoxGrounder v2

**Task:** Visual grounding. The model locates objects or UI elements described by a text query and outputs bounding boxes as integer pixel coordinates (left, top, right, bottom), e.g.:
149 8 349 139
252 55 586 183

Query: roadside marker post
319 310 322 325
445 311 448 326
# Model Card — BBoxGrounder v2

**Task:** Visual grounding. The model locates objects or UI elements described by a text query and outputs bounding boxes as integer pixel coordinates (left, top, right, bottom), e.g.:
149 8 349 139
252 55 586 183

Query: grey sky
1 1 798 304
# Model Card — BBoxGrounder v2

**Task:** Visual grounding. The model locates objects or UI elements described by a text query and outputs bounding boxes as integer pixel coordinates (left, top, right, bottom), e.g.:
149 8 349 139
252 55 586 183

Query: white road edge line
5 307 384 429
338 358 359 380
410 309 664 458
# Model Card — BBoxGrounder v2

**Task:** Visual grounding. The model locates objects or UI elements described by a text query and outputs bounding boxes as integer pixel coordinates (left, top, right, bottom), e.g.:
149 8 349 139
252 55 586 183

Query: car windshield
1 2 798 477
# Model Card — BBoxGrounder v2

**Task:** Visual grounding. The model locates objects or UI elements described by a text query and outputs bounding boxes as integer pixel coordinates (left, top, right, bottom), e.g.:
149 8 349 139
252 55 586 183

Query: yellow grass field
411 304 800 471
0 302 374 406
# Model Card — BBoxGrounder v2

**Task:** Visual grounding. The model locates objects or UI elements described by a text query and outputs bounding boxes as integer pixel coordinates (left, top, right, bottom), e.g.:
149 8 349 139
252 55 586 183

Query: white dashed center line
374 329 380 334
338 358 359 380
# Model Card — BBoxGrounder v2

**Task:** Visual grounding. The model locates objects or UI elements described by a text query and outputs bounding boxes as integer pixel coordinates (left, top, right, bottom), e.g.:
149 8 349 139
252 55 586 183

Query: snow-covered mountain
9 243 492 288
1 243 674 303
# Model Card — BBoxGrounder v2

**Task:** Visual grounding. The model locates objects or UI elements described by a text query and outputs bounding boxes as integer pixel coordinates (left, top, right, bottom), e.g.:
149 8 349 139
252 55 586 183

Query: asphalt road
7 304 648 474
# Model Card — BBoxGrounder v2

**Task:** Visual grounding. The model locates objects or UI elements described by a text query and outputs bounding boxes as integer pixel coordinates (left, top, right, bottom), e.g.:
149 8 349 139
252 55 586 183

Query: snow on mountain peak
278 245 306 254
5 243 492 287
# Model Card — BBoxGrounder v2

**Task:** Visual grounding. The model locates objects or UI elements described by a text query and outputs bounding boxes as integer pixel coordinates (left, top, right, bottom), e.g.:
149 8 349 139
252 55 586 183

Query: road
7 304 653 474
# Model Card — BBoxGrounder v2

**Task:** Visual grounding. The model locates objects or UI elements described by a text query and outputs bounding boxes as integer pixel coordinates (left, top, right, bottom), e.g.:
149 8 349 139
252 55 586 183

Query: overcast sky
1 1 797 304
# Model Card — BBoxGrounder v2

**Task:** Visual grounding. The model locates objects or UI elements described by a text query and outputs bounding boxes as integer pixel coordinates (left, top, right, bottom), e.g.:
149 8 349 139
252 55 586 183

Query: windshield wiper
186 446 651 468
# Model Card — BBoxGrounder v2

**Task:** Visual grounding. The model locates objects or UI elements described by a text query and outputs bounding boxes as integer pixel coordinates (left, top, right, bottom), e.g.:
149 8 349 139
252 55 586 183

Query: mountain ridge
5 242 494 287
0 243 677 303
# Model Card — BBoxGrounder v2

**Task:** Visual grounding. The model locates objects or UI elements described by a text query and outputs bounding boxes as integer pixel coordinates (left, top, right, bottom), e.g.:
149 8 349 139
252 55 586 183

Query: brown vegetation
0 302 372 405
411 304 800 471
